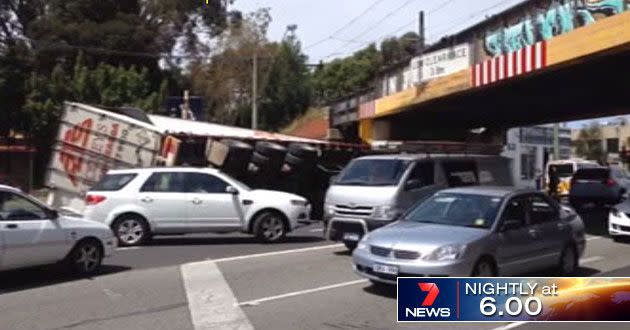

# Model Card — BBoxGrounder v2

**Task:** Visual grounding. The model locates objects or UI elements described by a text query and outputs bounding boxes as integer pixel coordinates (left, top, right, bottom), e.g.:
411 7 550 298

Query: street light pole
252 52 258 130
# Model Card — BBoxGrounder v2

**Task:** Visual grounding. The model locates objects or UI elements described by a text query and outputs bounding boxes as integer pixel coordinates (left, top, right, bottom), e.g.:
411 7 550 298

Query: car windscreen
335 159 410 186
573 168 609 181
549 164 574 178
402 193 503 229
91 173 137 191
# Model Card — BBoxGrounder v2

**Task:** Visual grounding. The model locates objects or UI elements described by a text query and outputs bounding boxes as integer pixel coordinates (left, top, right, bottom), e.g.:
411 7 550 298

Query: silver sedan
352 186 586 284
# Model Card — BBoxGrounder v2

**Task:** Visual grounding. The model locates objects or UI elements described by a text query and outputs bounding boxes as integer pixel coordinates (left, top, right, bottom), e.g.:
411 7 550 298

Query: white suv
84 167 311 246
0 185 116 275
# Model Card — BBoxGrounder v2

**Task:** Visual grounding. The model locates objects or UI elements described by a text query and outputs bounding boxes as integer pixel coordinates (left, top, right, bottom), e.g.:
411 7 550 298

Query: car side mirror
501 219 522 232
226 186 239 195
405 179 422 191
48 209 59 220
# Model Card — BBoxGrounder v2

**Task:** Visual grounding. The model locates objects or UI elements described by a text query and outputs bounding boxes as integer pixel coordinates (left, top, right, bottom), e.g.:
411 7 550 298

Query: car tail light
606 178 616 187
86 194 106 205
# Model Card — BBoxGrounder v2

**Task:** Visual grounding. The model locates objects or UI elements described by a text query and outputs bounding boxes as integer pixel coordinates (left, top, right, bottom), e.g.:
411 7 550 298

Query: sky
231 0 527 63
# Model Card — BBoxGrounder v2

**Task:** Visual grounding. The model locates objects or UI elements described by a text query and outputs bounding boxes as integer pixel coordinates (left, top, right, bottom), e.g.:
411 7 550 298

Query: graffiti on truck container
59 119 93 187
485 0 627 57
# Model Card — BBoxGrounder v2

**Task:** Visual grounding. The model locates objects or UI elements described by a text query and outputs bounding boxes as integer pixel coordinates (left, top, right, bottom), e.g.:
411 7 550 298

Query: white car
609 200 630 242
0 185 116 275
83 167 311 246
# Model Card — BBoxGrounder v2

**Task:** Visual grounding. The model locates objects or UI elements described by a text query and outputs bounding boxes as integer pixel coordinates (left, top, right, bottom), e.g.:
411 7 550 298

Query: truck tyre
65 239 103 275
255 141 287 159
288 143 318 159
251 152 270 166
112 215 150 247
253 211 287 243
285 152 306 167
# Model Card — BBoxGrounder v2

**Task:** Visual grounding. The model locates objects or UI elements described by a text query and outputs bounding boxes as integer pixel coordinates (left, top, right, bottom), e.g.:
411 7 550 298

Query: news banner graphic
397 277 630 322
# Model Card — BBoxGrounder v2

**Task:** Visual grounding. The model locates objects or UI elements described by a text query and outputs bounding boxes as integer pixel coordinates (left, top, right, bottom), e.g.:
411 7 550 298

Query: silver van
324 154 513 250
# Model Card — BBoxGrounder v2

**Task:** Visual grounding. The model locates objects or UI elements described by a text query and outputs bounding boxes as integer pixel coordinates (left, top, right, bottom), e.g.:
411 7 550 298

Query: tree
573 124 604 163
259 31 311 131
190 8 275 126
2 0 232 72
311 44 380 101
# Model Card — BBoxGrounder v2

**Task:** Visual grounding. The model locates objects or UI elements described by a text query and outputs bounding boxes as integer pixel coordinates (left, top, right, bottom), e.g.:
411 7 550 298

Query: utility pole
252 52 258 130
418 11 425 55
553 123 560 160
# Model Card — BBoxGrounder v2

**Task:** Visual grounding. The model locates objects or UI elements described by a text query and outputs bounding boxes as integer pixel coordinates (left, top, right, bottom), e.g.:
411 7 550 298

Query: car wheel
472 258 496 277
558 245 578 275
253 211 287 243
343 240 357 251
112 215 149 247
67 239 103 275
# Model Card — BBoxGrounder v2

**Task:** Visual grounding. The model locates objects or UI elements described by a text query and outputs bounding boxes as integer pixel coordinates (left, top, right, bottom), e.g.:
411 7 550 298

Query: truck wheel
288 143 318 159
66 239 103 275
344 241 357 251
253 211 287 243
255 141 287 158
251 152 270 166
112 215 150 246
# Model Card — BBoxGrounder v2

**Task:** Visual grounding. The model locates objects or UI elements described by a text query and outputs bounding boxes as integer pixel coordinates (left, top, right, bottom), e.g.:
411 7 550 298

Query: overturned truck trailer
46 102 162 213
46 102 363 216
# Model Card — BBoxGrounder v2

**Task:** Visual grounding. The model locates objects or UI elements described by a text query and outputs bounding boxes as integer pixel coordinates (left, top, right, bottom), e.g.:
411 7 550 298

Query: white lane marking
586 236 602 241
116 247 142 251
580 256 604 264
236 279 369 307
211 244 344 263
309 228 324 233
491 321 528 330
181 261 254 330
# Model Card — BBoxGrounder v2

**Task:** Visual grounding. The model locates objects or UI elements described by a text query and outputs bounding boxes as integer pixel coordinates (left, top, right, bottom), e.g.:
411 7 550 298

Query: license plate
373 264 399 275
343 233 361 241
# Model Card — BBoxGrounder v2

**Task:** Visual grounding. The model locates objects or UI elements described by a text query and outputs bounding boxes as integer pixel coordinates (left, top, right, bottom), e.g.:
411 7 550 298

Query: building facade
503 125 572 188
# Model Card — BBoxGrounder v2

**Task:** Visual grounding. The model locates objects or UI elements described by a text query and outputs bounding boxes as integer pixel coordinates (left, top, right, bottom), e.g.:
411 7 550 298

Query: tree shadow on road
0 264 130 295
146 235 325 246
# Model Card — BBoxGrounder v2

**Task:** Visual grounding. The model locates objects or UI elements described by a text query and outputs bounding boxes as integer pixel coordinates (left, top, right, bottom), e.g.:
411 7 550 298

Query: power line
426 0 520 41
319 0 457 62
339 0 420 46
303 0 385 51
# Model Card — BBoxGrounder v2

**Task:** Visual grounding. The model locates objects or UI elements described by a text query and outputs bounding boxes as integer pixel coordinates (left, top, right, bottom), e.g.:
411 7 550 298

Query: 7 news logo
404 282 451 318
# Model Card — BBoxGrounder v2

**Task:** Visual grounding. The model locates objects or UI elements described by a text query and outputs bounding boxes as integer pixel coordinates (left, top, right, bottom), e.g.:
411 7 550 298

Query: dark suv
569 167 629 210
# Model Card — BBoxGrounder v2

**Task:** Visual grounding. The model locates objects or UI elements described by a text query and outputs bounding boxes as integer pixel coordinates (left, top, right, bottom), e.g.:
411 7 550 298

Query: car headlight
326 204 335 215
423 244 467 261
611 207 620 217
357 233 370 250
372 205 401 221
291 199 309 207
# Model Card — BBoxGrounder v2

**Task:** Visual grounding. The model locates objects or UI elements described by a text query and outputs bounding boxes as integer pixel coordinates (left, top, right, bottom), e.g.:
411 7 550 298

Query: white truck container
46 102 162 213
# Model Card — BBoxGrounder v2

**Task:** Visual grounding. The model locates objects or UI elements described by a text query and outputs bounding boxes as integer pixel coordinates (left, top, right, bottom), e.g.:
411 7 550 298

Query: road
1 210 630 330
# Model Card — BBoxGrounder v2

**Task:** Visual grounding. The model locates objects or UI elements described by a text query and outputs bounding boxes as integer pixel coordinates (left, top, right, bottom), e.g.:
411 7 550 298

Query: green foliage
311 44 380 100
311 32 418 102
0 43 30 136
259 34 312 131
573 124 605 162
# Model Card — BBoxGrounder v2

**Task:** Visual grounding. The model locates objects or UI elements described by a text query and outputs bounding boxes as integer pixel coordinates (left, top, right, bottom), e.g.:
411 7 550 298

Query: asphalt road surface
2 209 630 330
